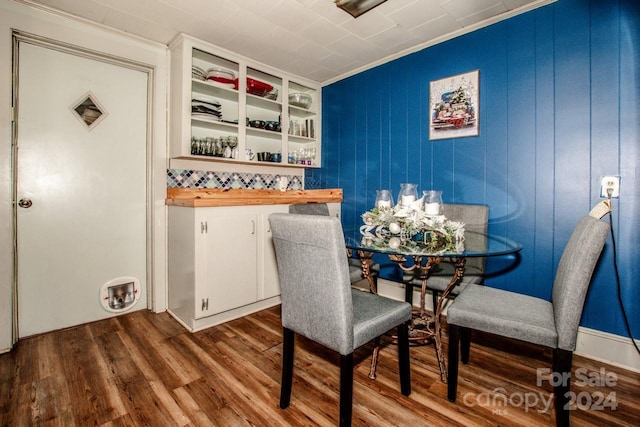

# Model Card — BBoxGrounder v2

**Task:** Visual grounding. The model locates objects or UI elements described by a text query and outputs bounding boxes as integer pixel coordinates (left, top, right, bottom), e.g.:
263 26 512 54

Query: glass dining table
343 228 522 383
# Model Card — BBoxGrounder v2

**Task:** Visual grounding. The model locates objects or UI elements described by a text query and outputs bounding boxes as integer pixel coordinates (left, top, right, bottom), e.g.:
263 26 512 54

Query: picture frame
429 70 479 140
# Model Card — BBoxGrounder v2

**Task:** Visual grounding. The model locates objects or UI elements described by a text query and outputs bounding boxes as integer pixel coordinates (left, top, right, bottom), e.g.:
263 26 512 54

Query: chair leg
405 281 414 305
339 353 354 427
447 324 460 402
460 327 471 364
368 336 380 379
280 327 294 409
397 321 411 396
553 348 573 427
431 290 439 314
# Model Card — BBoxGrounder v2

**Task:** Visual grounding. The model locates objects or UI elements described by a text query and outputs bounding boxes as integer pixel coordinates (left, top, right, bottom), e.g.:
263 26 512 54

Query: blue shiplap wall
311 0 639 338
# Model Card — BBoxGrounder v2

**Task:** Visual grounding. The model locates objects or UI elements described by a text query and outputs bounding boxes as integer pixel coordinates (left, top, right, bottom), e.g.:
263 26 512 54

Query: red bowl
246 78 273 97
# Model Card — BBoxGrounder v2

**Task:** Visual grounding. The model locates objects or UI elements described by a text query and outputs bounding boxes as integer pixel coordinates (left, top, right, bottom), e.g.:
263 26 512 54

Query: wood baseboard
575 326 640 373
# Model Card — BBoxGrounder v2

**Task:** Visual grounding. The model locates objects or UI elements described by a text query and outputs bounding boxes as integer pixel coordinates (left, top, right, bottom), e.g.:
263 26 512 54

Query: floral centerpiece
360 205 465 254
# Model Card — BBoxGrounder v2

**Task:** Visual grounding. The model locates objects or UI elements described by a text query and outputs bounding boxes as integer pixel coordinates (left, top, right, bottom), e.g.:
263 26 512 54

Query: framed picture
429 70 479 140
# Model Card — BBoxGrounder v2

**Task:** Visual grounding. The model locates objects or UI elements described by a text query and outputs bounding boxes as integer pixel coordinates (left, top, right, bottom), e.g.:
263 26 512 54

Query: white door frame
11 30 156 340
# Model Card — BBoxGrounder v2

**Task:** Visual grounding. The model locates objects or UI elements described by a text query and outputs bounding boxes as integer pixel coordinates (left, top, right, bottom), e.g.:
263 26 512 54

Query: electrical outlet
600 175 620 198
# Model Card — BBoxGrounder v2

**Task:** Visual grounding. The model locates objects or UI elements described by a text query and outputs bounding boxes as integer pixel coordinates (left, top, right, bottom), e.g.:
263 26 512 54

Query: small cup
249 120 266 129
265 121 281 132
271 152 282 163
257 152 272 162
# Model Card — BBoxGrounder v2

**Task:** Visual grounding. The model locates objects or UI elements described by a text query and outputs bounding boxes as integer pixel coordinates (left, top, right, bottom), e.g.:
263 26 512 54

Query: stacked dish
192 97 222 121
206 68 236 89
192 66 206 81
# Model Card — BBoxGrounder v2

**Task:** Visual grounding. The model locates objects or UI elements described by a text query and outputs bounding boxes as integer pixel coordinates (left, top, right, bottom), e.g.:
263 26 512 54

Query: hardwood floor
1 306 638 426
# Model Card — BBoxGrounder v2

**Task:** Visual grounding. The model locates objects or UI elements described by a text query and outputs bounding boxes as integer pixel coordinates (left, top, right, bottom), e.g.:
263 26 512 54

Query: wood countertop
166 188 343 207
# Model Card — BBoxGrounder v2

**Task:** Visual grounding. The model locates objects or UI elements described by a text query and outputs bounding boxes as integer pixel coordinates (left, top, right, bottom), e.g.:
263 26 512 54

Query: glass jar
398 183 418 208
375 189 394 209
423 190 443 215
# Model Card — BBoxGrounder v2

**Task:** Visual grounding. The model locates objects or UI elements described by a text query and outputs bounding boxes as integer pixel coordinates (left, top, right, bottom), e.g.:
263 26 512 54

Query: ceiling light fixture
335 0 389 18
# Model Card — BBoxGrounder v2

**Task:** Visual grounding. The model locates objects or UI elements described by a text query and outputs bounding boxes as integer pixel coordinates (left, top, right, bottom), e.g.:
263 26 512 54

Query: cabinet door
190 49 240 158
286 80 320 167
261 205 288 299
196 212 257 318
246 68 283 163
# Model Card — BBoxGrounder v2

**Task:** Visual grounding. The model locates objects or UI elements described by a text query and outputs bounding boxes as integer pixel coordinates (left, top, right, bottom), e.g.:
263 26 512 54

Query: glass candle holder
423 190 443 215
398 183 418 208
375 189 394 209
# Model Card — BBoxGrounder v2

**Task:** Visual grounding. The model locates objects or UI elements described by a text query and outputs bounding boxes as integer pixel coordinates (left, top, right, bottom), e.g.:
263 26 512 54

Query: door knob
18 198 33 208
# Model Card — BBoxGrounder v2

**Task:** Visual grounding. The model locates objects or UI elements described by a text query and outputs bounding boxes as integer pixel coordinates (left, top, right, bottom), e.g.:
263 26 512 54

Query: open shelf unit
169 34 321 168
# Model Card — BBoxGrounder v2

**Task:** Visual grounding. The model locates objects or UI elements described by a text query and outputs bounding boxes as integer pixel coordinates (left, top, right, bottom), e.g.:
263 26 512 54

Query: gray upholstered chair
446 215 609 427
269 213 412 426
288 202 331 216
403 203 489 310
289 203 380 289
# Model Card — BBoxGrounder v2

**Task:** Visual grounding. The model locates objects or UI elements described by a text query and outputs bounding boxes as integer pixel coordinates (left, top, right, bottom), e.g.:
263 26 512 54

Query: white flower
378 209 396 224
361 212 375 225
394 208 410 218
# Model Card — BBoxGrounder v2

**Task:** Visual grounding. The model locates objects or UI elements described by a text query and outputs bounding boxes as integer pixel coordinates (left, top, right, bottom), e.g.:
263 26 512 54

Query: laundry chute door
15 41 148 337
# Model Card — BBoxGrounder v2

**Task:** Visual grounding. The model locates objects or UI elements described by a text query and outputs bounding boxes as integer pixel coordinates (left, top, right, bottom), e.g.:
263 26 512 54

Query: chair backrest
269 213 354 355
442 204 489 272
288 203 330 216
442 204 489 234
552 216 609 350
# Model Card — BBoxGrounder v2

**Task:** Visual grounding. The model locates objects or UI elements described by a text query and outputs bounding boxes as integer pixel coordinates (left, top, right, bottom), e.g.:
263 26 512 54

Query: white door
16 41 149 337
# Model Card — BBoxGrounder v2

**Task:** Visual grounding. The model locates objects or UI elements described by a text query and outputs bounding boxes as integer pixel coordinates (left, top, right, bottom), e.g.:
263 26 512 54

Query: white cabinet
196 211 257 317
168 205 285 331
169 34 321 168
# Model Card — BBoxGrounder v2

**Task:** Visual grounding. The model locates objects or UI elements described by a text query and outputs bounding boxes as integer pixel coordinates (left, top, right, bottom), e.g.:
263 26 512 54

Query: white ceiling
21 0 554 84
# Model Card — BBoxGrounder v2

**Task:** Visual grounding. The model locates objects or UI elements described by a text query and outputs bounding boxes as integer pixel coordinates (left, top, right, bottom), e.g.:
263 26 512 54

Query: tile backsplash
167 168 303 190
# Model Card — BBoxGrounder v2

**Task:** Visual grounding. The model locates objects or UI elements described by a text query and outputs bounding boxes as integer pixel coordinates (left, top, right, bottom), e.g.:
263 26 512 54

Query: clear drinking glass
309 147 317 166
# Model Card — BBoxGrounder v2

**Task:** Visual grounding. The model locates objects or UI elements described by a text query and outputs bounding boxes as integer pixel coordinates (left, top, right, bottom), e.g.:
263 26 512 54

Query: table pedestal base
409 314 437 343
388 255 465 383
357 251 464 383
